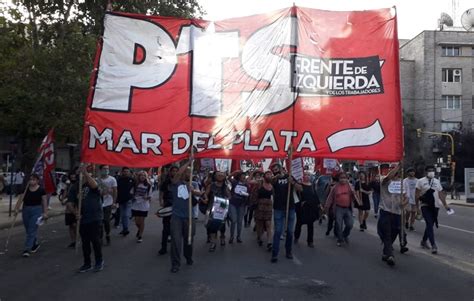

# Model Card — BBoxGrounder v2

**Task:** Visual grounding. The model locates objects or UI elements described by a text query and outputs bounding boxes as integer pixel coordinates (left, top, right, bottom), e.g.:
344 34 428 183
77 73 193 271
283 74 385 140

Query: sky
199 0 473 39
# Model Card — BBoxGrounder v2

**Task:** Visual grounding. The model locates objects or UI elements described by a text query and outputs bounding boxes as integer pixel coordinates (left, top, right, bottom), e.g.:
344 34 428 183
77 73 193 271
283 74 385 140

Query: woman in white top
131 171 152 243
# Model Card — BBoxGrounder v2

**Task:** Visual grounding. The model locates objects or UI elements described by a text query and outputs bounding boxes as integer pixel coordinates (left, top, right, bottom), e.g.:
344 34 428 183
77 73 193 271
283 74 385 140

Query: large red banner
82 7 403 167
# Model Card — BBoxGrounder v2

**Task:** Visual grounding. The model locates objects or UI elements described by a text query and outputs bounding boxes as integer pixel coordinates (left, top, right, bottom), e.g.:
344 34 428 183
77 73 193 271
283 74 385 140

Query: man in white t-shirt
403 168 418 231
415 165 451 254
98 165 117 245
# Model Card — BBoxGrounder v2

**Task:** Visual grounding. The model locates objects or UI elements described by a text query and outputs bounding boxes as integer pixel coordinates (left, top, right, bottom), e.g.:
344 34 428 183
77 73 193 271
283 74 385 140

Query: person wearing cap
378 164 409 267
415 165 451 254
403 167 418 231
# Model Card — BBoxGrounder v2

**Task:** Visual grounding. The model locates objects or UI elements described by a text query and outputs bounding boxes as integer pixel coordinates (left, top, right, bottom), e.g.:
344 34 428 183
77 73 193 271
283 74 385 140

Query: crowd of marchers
15 159 451 272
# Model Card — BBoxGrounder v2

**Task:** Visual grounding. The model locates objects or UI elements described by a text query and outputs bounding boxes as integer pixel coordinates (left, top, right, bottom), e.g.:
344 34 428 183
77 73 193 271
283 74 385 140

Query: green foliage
0 0 203 166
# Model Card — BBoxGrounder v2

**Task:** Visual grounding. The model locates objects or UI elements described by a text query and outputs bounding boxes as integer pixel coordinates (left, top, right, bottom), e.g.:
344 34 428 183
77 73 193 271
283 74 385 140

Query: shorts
356 199 371 211
131 210 148 217
65 213 76 226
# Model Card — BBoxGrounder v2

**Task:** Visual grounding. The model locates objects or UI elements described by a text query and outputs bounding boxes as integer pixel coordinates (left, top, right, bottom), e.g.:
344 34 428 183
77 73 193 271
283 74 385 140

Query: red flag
35 129 55 194
82 7 402 167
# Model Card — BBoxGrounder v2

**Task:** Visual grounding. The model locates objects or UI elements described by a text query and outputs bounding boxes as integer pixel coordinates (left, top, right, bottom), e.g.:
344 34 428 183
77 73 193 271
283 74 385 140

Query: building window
441 122 461 132
443 95 461 109
441 46 460 56
442 68 462 82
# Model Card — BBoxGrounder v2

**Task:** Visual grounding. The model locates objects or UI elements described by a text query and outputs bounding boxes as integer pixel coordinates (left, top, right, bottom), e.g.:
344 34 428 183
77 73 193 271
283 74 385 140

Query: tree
0 0 204 169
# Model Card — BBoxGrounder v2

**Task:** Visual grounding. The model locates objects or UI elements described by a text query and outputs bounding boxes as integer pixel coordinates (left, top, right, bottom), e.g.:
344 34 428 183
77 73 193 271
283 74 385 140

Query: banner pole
284 145 293 235
399 160 406 247
187 147 195 245
75 166 84 254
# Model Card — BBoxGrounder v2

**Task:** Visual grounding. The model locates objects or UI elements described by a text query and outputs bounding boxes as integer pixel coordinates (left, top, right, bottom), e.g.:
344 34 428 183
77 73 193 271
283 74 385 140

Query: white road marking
419 220 474 235
438 224 474 235
292 254 302 265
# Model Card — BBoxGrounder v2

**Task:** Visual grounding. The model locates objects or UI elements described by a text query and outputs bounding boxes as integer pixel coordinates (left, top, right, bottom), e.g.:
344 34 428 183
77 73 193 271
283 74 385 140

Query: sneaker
31 243 41 253
137 237 143 243
381 255 388 262
343 237 350 245
257 240 263 247
266 243 272 252
409 226 415 231
386 256 395 266
336 240 342 247
171 266 179 273
431 246 438 254
228 237 234 244
186 258 194 266
286 253 293 259
400 246 409 254
359 225 364 232
121 230 130 236
22 250 30 258
94 260 104 272
78 264 93 273
271 257 278 263
67 242 76 249
420 240 430 249
158 248 167 255
237 238 243 243
308 242 314 248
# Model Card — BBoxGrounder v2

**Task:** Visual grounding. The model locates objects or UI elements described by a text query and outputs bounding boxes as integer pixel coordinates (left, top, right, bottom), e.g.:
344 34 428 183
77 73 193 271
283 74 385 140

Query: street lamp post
416 128 455 187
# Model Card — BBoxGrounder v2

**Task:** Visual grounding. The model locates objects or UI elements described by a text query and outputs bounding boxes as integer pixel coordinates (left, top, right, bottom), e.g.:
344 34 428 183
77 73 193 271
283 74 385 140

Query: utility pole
416 128 455 187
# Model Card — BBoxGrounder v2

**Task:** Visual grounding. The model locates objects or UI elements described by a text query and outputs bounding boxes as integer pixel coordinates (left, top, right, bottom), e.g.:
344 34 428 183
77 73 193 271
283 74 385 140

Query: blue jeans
373 193 380 215
229 204 245 239
22 205 42 251
272 209 295 257
120 201 132 231
335 206 354 242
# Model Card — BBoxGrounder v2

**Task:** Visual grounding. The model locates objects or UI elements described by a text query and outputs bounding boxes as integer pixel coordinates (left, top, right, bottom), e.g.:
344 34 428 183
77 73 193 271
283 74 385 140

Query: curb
0 211 64 231
449 202 474 208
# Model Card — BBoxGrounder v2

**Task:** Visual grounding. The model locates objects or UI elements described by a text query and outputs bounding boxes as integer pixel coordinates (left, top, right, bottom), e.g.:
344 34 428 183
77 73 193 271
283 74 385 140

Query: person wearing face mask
21 174 48 257
403 167 418 231
415 166 451 254
97 165 117 246
377 164 409 267
324 172 361 247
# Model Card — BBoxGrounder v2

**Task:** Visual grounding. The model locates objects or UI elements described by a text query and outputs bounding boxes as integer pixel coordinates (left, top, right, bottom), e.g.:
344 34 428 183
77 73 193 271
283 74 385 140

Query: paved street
0 203 473 301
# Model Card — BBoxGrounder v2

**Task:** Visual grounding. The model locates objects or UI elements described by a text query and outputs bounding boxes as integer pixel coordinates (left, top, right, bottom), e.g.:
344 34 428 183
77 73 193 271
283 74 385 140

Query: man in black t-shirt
78 164 104 273
116 167 135 236
158 165 178 255
270 163 302 263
